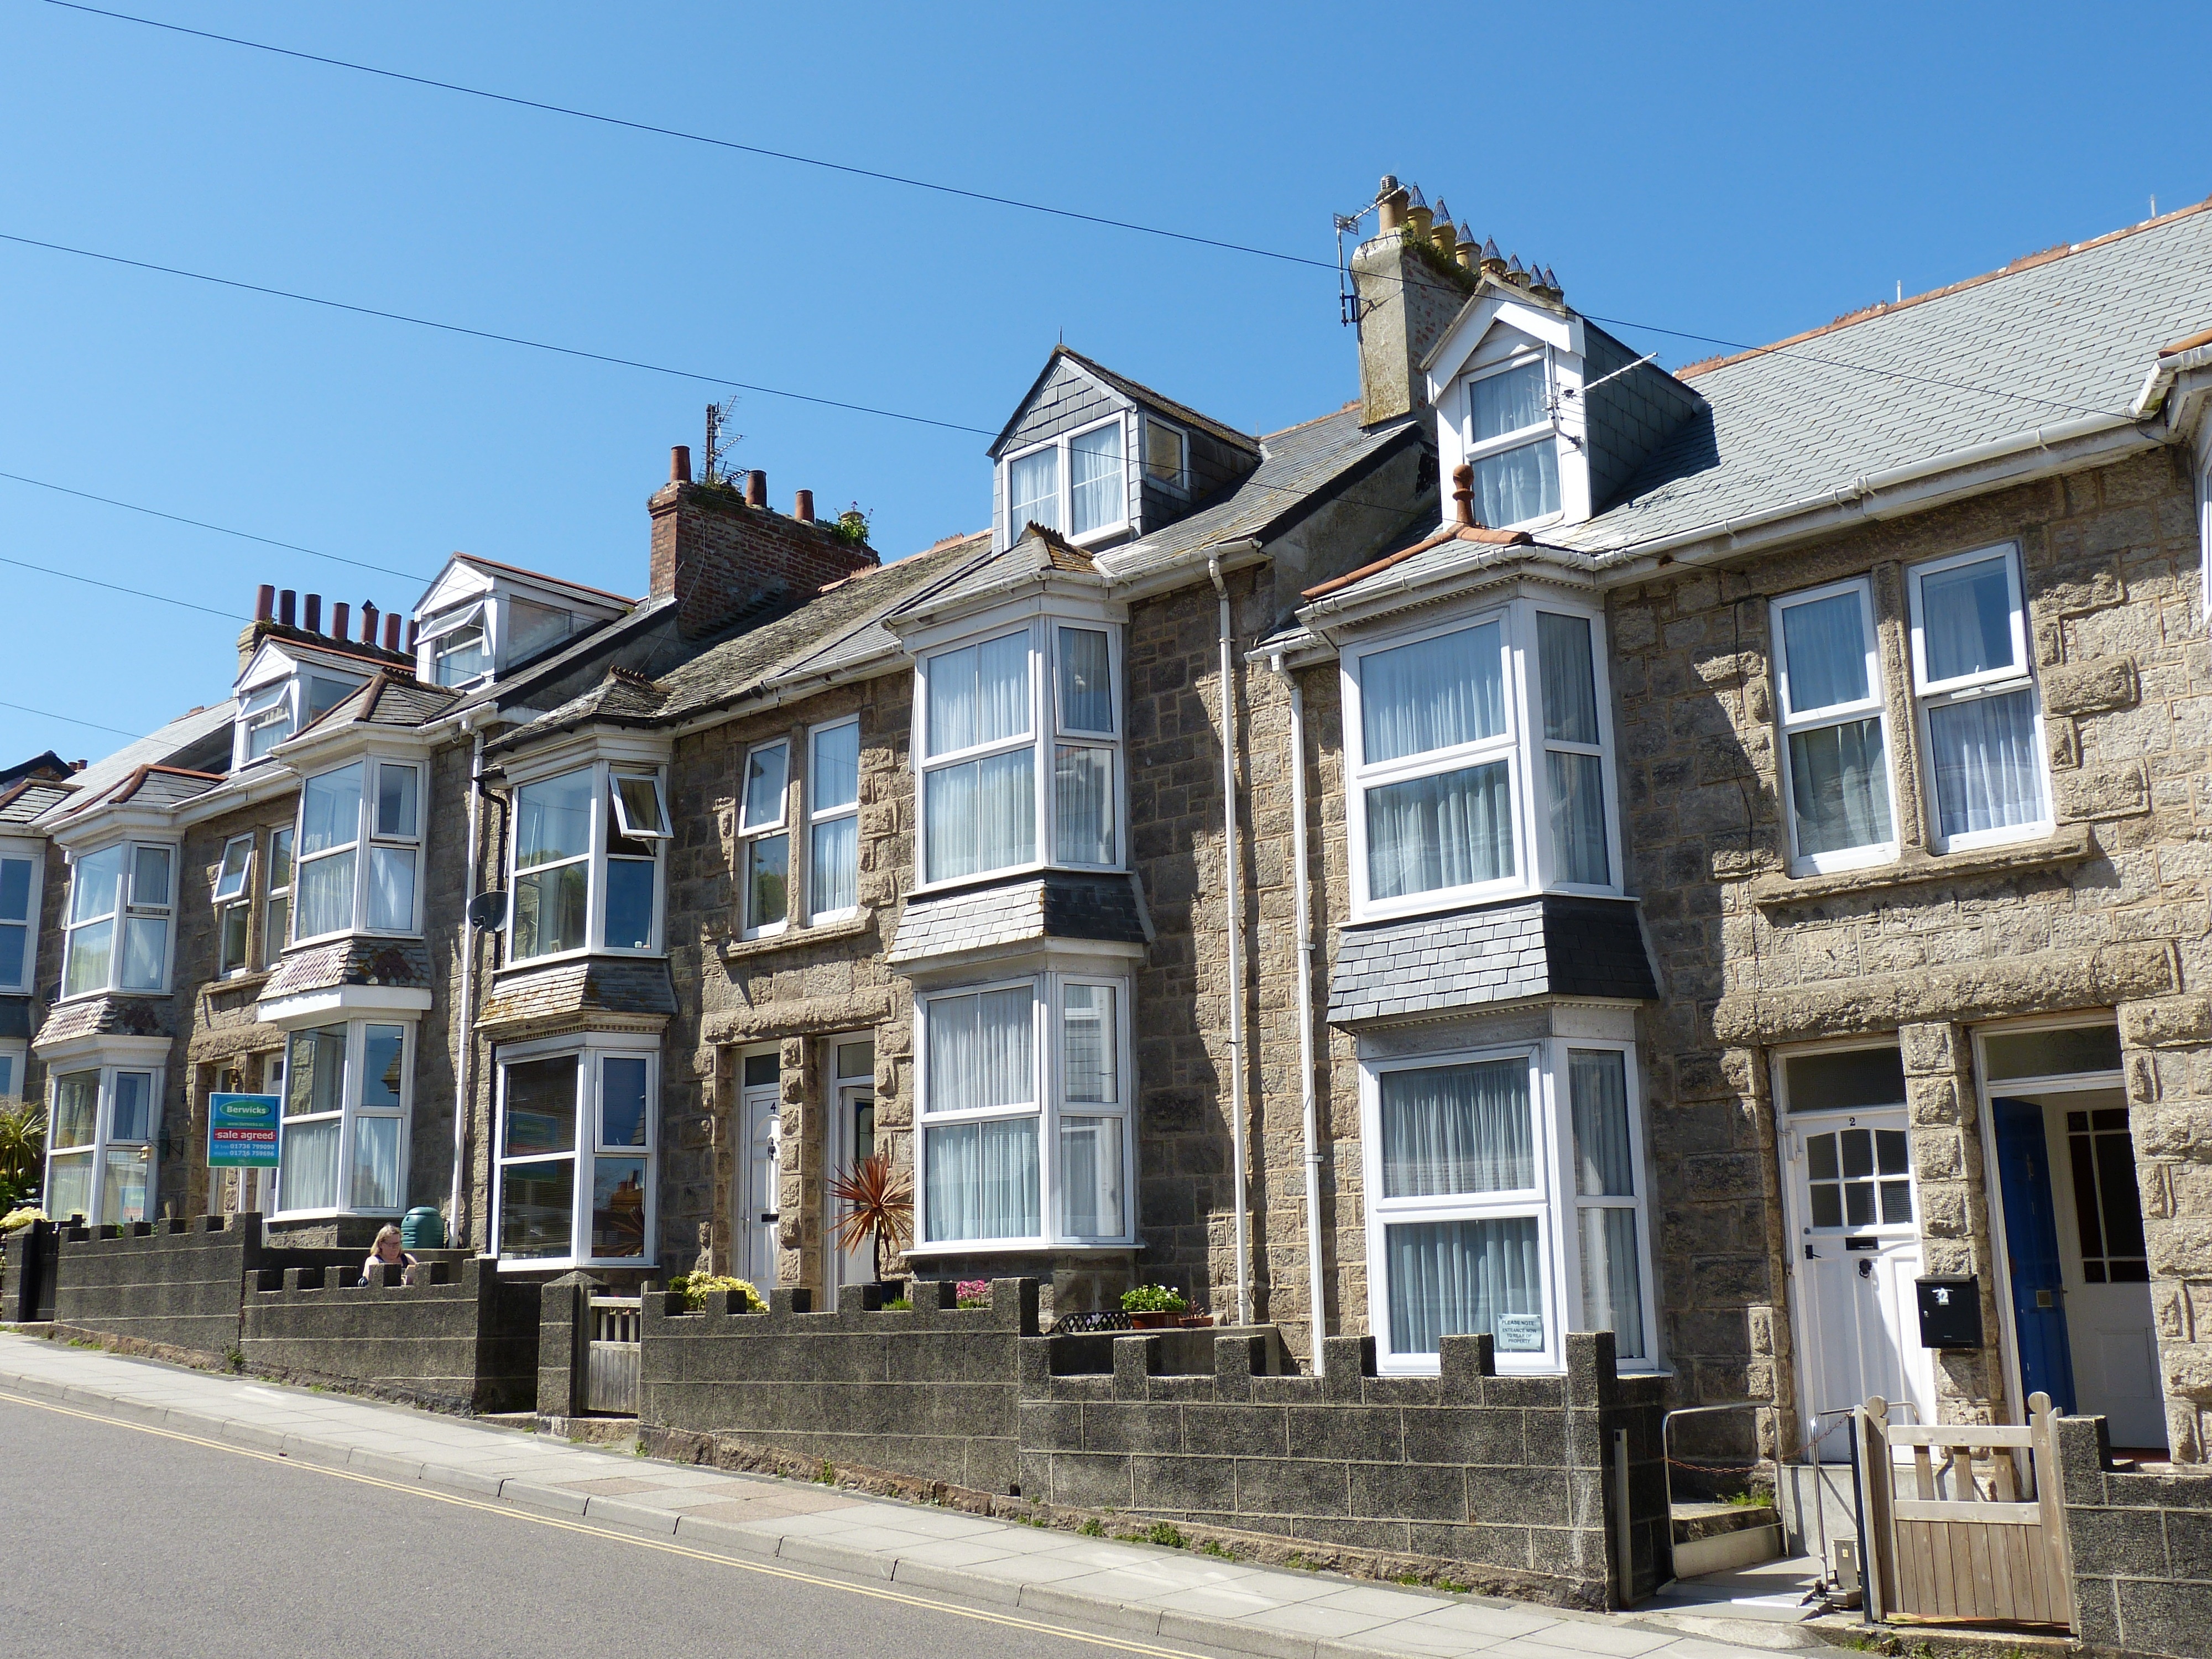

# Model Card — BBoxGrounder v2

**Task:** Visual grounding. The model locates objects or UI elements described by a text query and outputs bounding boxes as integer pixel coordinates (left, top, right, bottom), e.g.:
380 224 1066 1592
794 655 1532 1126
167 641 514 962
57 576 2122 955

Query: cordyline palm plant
0 1101 45 1212
828 1153 913 1285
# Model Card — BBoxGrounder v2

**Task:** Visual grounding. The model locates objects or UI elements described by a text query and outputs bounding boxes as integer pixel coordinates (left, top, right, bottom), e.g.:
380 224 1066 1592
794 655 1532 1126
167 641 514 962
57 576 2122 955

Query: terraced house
18 181 2212 1500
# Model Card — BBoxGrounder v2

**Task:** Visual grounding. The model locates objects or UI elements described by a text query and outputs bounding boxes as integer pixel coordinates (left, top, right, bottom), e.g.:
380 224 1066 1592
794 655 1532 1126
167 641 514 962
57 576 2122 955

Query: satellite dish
466 891 508 931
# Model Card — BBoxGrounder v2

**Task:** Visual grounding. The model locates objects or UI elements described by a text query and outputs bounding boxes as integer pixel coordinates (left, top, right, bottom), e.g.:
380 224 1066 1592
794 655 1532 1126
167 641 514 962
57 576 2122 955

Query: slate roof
1327 896 1655 1025
29 703 236 827
260 938 435 1001
888 874 1146 968
0 778 72 827
1096 407 1422 582
993 347 1258 457
300 672 458 740
33 993 168 1048
1556 199 2212 556
887 525 1099 625
477 957 677 1035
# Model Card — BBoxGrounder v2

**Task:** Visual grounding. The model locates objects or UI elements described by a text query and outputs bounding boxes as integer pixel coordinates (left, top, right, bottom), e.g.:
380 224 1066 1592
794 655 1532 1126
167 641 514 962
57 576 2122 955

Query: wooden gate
585 1295 641 1416
1859 1392 2075 1630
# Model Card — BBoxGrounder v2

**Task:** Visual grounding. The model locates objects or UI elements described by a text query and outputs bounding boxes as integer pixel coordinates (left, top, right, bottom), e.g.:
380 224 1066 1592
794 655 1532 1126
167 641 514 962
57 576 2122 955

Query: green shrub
665 1272 766 1313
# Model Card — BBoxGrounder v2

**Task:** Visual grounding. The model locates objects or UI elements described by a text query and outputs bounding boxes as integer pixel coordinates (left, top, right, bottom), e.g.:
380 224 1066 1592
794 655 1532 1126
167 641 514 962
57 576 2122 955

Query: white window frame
1359 1037 1657 1378
421 603 491 690
1906 542 2051 854
505 761 669 963
60 840 178 1000
213 833 255 976
236 681 294 766
44 1062 163 1225
492 1032 659 1270
1344 599 1627 922
1462 351 1563 531
909 970 1138 1254
264 826 294 962
0 841 41 996
292 758 426 945
0 1039 25 1103
737 738 791 940
1141 415 1189 495
272 1018 415 1220
1001 414 1133 547
807 718 862 925
1772 577 1900 875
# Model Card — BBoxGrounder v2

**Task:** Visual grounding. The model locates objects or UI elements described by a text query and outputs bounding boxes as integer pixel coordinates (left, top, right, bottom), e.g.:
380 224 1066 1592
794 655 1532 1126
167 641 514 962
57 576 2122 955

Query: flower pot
1127 1310 1181 1330
1178 1313 1217 1329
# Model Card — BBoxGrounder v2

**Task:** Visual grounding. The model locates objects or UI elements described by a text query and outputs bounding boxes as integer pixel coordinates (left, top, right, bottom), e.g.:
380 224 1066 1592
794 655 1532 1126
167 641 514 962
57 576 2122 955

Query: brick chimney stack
1350 173 1469 427
648 450 879 641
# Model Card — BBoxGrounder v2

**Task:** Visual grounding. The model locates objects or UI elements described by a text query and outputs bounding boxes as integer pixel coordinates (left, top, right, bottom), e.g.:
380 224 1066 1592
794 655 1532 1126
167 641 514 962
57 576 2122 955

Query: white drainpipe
1272 653 1328 1374
1209 556 1253 1328
449 722 486 1248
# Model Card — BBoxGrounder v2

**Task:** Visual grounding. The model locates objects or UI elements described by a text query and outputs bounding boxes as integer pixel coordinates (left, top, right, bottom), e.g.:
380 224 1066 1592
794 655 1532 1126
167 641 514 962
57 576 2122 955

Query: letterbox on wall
1916 1276 1983 1349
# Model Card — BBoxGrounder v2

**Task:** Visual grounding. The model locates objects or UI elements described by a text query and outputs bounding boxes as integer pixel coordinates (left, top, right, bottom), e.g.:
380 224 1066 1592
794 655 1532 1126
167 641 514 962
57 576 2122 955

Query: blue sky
3 1 2205 759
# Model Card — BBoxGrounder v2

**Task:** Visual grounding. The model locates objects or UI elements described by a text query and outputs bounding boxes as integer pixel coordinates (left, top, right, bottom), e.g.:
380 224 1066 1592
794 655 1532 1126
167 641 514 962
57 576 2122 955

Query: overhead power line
0 549 247 621
0 697 144 739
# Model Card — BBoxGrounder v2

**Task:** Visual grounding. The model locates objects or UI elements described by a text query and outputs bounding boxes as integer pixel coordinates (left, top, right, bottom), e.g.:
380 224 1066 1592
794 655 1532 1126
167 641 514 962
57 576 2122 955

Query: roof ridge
1050 346 1259 451
445 551 637 606
1677 194 2212 380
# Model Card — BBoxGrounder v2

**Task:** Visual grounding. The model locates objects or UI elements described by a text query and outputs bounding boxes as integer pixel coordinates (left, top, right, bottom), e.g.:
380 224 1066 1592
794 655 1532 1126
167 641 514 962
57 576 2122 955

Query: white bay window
294 759 423 943
508 762 668 961
1909 544 2048 851
916 972 1133 1250
1774 579 1896 871
61 841 175 998
45 1063 159 1225
276 1019 411 1215
494 1037 656 1266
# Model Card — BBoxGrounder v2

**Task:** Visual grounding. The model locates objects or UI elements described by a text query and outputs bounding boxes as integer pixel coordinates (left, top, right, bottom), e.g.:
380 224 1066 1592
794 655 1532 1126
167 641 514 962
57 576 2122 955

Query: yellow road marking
0 1387 1211 1659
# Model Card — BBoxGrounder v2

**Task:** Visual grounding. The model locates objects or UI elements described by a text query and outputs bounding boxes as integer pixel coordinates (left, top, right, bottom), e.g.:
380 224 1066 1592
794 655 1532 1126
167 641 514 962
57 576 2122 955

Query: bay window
61 841 175 998
0 847 34 993
738 739 790 936
1465 357 1560 528
1908 544 2048 851
0 1040 23 1102
508 763 668 960
917 622 1120 886
494 1038 656 1265
276 1019 411 1215
214 834 253 974
45 1065 159 1225
1362 1039 1653 1375
294 759 422 941
916 972 1134 1249
808 720 860 922
1345 602 1615 917
1774 579 1896 871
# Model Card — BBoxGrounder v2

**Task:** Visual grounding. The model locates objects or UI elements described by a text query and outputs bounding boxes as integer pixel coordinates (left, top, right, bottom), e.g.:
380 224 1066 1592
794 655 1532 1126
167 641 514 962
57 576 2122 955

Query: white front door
827 1080 877 1291
2040 1092 2163 1448
1785 1109 1936 1459
737 1081 780 1287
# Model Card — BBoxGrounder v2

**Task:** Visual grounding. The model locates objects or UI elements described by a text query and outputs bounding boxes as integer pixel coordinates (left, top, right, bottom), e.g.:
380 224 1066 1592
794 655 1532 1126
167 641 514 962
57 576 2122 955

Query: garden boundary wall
2058 1415 2212 1656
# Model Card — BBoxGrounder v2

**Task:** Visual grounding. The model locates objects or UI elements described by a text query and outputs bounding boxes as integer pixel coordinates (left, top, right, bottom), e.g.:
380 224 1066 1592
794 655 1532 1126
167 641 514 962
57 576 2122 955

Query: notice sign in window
208 1093 280 1168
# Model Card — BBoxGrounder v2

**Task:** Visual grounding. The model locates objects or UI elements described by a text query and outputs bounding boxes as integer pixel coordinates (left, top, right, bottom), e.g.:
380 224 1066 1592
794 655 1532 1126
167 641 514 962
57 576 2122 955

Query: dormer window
425 605 491 688
1008 447 1060 537
1070 424 1125 538
1465 356 1559 527
1001 419 1131 545
1142 416 1188 494
233 667 363 769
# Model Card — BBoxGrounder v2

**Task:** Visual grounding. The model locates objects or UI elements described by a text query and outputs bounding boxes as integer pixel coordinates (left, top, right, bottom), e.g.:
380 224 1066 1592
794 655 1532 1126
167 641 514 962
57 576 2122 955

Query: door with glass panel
1780 1046 1932 1457
826 1039 875 1291
737 1051 780 1287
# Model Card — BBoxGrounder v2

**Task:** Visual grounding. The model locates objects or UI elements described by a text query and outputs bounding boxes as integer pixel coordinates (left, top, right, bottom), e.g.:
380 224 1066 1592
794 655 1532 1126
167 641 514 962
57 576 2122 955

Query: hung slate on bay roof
1556 200 2212 556
0 778 72 826
893 524 1098 622
1095 405 1422 582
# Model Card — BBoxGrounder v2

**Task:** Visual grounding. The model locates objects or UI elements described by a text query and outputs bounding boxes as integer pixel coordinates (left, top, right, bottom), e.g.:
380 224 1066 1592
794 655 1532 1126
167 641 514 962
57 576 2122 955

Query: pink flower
955 1279 989 1302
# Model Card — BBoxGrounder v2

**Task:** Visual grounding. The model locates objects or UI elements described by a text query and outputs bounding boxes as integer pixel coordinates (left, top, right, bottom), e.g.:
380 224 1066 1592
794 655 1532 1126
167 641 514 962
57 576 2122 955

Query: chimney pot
255 584 276 622
384 613 403 652
304 593 322 634
794 489 814 523
361 602 379 645
332 602 351 643
1432 217 1458 259
279 589 297 627
1452 464 1475 526
1454 227 1477 271
744 469 766 508
1376 176 1410 234
406 620 419 653
1406 201 1434 239
671 445 692 484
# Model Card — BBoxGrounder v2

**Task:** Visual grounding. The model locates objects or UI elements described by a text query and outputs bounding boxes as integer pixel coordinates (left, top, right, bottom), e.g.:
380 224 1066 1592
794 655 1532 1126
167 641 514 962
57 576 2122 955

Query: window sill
1750 823 2094 913
494 1255 656 1272
903 1240 1140 1259
716 910 874 966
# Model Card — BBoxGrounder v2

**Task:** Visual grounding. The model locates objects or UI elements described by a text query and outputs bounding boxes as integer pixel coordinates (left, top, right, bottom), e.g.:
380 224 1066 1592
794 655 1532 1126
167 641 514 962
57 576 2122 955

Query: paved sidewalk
0 1333 1780 1659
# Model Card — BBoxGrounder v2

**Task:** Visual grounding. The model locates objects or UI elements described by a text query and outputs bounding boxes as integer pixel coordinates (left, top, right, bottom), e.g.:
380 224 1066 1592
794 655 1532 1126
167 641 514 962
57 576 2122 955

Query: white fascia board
894 933 1146 987
171 764 302 830
48 804 187 855
234 639 302 695
499 726 671 789
1092 536 1266 603
890 577 1125 657
273 712 444 772
257 984 435 1027
2131 342 2212 420
1298 555 1600 641
414 556 496 619
1422 293 1580 394
33 1029 174 1065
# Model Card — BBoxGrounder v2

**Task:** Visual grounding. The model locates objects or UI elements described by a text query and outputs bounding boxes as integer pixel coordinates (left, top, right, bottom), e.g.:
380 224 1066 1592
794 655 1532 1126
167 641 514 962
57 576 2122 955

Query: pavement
0 1332 1796 1659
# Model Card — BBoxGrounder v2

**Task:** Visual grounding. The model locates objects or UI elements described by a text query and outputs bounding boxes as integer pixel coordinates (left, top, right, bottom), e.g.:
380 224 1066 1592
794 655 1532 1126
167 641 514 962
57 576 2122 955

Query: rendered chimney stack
1349 171 1464 425
304 594 322 634
255 584 276 622
385 614 403 652
744 470 766 508
794 489 815 523
671 445 692 484
1431 216 1458 261
1405 198 1433 239
332 602 351 642
279 589 298 627
1452 463 1475 526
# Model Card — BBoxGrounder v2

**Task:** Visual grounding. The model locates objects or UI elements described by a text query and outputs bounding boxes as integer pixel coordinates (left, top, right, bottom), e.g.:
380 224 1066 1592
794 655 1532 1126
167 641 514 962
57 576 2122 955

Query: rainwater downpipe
1272 653 1328 1375
1209 555 1253 1328
448 722 486 1248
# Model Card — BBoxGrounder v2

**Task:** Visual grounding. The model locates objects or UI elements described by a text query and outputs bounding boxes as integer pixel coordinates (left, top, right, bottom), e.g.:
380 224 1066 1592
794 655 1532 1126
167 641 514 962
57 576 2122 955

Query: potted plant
1121 1284 1188 1330
828 1152 914 1293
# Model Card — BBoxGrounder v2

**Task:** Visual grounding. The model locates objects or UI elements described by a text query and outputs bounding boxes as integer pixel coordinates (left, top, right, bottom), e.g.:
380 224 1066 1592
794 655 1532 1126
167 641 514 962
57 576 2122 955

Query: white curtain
1927 690 2041 837
1386 1217 1541 1355
812 723 860 811
1009 448 1059 534
101 1147 150 1225
300 764 362 857
811 817 857 914
297 849 356 938
52 1074 99 1148
1578 1207 1646 1360
1380 1059 1532 1198
1063 984 1117 1103
119 915 168 991
368 846 416 931
1058 628 1113 731
1470 360 1545 441
280 1119 340 1211
1366 761 1514 899
925 750 1035 881
351 1116 403 1210
928 987 1034 1112
1789 719 1892 854
1780 591 1869 711
1361 624 1504 763
924 1119 1039 1241
1058 1116 1123 1238
1921 557 2015 681
1473 438 1559 526
1547 752 1609 885
46 1151 93 1222
1070 424 1123 535
1053 745 1114 864
928 634 1031 755
1569 1051 1632 1196
1537 612 1598 743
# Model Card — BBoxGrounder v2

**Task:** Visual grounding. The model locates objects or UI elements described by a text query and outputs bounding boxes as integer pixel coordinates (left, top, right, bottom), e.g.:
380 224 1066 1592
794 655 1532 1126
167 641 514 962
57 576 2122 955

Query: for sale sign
208 1093 280 1168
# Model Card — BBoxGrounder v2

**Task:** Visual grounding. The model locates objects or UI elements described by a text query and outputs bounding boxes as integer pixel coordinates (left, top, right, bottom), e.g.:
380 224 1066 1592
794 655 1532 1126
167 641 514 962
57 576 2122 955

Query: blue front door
1992 1096 2075 1413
